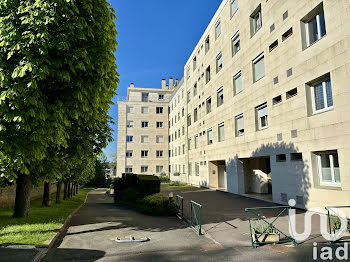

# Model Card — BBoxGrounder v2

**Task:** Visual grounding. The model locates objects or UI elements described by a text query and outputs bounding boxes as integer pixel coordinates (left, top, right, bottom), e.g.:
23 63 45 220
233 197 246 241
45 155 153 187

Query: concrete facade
118 0 350 210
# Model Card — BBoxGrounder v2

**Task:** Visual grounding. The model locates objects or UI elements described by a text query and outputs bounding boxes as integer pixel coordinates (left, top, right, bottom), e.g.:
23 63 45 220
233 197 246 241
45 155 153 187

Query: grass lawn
0 187 92 246
161 182 200 191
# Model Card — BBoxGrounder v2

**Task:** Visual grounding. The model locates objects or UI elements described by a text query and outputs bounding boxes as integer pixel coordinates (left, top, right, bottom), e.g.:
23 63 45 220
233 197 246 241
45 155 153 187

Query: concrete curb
31 190 92 262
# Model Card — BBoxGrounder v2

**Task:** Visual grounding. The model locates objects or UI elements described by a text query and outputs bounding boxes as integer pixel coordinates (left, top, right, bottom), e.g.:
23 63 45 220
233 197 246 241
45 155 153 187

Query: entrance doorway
209 160 227 190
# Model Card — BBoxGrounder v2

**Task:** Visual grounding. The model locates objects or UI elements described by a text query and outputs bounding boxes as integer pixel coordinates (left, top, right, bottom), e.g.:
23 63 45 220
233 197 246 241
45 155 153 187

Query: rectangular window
252 52 265 82
182 144 185 154
230 0 238 17
235 113 244 136
186 65 190 79
256 102 268 130
269 40 278 52
310 77 333 114
156 136 164 143
207 128 213 145
187 114 191 126
126 136 133 142
142 93 149 102
156 121 164 128
206 66 211 83
282 27 293 41
301 3 326 49
215 20 221 39
218 122 225 142
125 166 133 173
141 121 149 128
188 163 192 176
126 120 134 128
188 138 191 150
206 97 212 113
250 4 262 36
205 36 210 53
273 95 282 105
156 166 163 173
141 135 149 143
194 135 198 149
315 150 340 186
141 150 149 158
233 71 242 95
195 162 200 176
216 52 223 73
194 108 198 122
217 87 224 107
193 83 197 96
156 107 164 114
158 94 164 100
231 31 240 56
127 106 134 113
182 107 184 117
193 56 197 71
187 91 191 103
141 106 149 114
126 150 133 158
156 150 163 158
286 88 298 99
141 166 148 173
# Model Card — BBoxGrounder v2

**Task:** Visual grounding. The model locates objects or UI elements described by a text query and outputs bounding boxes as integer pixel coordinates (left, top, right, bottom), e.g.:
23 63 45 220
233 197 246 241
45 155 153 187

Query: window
141 166 148 173
291 153 303 161
156 150 163 158
217 87 224 107
252 52 265 82
269 40 278 52
126 136 133 142
187 114 191 126
141 106 149 114
141 135 149 143
194 135 198 149
193 56 197 71
286 88 298 99
125 166 133 173
194 108 198 122
282 27 293 41
230 0 238 17
156 136 164 143
216 52 223 73
233 71 242 95
142 93 149 102
207 128 213 145
231 31 240 56
256 102 268 130
215 20 221 39
126 120 134 128
193 83 197 96
250 4 262 36
188 163 192 176
273 95 282 105
205 36 210 53
188 138 191 150
206 97 212 113
186 65 190 79
310 76 333 114
158 94 164 100
126 151 133 158
195 162 200 176
141 150 149 158
218 122 225 142
156 107 163 114
301 3 326 49
156 121 164 128
156 166 163 173
276 154 287 162
141 121 149 128
206 66 211 83
182 107 184 117
187 91 191 103
127 106 134 113
182 144 185 154
315 151 340 186
235 114 244 136
182 126 185 135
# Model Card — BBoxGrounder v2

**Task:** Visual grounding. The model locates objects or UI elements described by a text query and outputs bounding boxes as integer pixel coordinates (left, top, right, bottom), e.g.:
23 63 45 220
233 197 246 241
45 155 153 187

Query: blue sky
103 0 222 161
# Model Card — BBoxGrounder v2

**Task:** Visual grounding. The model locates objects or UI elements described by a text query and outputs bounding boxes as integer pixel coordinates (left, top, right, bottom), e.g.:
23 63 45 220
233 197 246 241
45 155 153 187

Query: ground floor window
125 166 133 173
195 162 200 176
314 150 341 187
141 166 148 173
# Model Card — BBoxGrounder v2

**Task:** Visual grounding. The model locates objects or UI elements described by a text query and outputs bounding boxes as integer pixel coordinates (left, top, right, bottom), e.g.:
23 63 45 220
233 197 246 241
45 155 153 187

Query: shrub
139 193 177 216
159 176 170 183
113 177 126 202
137 175 160 197
173 172 180 176
119 188 141 202
122 173 138 187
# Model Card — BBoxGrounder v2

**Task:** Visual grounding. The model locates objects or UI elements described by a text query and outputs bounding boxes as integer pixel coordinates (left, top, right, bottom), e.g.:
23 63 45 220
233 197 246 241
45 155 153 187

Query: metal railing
176 195 184 221
190 200 202 235
325 206 350 244
245 206 296 248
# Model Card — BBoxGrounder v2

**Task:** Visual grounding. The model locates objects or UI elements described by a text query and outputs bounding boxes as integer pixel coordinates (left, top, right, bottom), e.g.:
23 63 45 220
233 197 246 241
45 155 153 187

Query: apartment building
168 0 350 210
116 80 175 177
118 0 350 210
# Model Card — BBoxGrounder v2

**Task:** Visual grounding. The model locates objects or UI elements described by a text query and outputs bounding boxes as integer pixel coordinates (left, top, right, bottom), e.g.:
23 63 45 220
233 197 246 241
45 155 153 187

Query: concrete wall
0 183 59 208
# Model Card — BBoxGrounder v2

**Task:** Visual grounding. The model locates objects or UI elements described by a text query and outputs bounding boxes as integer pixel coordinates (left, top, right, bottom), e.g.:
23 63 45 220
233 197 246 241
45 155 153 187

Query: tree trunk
67 182 71 198
13 173 32 218
63 182 68 200
56 181 62 204
75 184 78 194
42 182 51 207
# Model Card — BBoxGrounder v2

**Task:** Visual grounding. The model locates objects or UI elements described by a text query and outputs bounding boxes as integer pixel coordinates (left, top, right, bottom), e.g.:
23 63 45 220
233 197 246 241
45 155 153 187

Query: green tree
0 0 118 217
